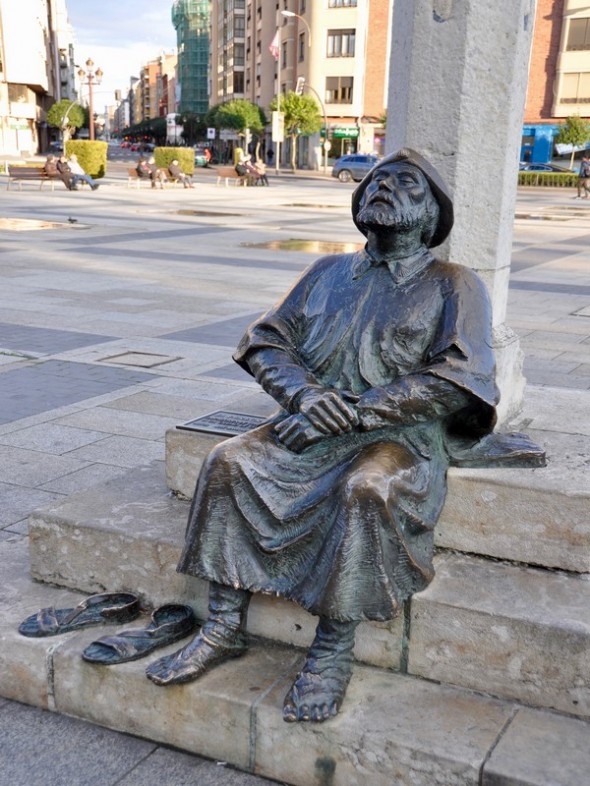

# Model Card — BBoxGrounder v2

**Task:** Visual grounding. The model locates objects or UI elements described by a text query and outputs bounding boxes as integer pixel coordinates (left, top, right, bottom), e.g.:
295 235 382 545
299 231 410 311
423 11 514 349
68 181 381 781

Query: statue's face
356 161 433 233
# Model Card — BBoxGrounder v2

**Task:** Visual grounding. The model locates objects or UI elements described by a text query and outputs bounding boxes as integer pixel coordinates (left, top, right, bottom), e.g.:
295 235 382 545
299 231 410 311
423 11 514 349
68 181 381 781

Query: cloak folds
177 250 499 622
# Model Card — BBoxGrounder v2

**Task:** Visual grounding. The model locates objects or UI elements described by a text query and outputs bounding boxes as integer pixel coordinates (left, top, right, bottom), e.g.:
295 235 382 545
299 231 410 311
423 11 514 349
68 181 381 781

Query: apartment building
136 52 177 123
172 0 209 115
523 0 590 162
209 0 391 167
0 0 75 155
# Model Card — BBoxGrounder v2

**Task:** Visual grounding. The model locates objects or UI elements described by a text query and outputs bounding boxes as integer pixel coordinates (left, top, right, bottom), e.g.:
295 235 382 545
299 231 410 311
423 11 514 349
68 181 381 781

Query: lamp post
280 10 329 174
78 59 103 141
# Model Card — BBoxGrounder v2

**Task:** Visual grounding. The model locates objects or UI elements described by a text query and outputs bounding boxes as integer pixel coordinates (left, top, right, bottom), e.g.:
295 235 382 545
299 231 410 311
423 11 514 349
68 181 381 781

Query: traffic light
295 77 305 96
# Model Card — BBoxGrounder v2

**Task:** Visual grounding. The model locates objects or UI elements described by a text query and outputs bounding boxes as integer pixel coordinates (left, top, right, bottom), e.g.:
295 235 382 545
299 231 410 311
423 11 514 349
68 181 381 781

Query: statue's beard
356 199 423 233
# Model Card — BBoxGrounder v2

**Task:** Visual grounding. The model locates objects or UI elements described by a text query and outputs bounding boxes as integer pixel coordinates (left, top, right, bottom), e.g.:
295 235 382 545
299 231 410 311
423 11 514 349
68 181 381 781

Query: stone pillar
386 0 536 423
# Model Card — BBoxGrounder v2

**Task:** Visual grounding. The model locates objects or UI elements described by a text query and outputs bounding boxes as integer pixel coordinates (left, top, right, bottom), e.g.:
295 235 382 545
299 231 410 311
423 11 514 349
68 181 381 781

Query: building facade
209 0 391 168
0 0 75 155
523 0 590 162
172 0 209 116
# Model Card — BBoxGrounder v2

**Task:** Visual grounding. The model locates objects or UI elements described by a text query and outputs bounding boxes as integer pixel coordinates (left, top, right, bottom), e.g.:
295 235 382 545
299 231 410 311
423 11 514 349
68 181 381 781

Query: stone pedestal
386 0 536 421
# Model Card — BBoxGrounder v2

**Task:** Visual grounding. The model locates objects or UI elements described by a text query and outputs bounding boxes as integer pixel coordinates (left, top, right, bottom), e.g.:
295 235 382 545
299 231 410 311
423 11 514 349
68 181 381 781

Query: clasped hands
275 389 360 453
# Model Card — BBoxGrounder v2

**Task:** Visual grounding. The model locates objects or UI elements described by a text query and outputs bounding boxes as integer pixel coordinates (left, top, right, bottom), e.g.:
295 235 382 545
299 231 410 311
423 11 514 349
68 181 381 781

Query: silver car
331 153 381 183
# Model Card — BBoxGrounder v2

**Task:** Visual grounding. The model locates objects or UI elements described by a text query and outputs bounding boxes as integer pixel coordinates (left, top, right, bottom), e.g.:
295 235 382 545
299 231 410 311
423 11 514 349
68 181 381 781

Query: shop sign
332 127 359 138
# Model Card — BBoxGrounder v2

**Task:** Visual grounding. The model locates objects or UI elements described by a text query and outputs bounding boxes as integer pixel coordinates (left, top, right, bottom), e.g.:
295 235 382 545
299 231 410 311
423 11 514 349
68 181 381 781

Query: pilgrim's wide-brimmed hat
351 148 454 248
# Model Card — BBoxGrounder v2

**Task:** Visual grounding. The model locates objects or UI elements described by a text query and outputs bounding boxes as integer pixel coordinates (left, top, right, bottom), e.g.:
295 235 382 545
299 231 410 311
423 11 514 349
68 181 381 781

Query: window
567 18 590 50
234 15 245 37
235 43 245 66
328 0 357 7
300 0 306 11
327 29 356 57
282 41 288 66
299 33 306 61
561 72 590 103
326 76 353 104
233 71 245 93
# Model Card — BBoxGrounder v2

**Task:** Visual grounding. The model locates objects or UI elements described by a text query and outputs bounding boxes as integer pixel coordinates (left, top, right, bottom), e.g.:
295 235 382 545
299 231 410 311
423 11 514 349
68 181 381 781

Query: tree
46 100 85 144
270 92 322 172
555 115 590 169
211 99 266 157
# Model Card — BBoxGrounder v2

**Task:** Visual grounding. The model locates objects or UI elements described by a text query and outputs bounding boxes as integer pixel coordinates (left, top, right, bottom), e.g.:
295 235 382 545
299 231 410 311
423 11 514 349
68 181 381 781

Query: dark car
48 140 63 154
331 153 381 183
518 162 572 172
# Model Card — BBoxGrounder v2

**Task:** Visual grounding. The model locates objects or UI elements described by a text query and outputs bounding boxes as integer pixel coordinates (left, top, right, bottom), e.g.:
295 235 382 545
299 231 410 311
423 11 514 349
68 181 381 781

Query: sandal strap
94 635 139 659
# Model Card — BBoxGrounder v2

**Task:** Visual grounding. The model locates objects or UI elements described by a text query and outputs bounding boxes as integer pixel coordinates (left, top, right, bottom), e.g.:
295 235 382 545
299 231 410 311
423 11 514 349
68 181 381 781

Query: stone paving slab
0 322 115 354
0 700 157 786
0 360 158 424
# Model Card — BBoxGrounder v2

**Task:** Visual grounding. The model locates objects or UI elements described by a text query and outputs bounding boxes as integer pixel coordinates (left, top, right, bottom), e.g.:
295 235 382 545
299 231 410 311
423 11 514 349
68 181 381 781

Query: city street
0 171 589 785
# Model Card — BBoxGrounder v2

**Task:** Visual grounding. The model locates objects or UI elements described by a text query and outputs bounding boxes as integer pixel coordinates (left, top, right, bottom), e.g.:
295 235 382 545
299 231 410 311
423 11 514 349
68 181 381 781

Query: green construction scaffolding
172 0 209 115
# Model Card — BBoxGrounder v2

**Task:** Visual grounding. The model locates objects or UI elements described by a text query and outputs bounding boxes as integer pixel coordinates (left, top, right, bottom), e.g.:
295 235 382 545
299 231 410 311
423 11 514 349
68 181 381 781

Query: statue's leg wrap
146 583 250 686
283 617 358 723
201 582 250 650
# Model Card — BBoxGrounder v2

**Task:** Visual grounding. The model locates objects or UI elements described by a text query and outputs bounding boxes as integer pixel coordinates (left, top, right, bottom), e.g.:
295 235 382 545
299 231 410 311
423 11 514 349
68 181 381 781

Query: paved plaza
0 163 589 785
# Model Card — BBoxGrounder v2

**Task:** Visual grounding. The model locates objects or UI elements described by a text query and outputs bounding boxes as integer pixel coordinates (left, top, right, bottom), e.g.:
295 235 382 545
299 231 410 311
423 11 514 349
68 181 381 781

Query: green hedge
64 140 108 179
518 171 578 188
154 146 194 175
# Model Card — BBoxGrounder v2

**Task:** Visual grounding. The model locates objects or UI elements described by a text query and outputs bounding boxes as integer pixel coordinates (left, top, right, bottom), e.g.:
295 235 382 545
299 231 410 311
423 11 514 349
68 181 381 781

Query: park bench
215 166 248 187
6 165 59 191
128 167 183 189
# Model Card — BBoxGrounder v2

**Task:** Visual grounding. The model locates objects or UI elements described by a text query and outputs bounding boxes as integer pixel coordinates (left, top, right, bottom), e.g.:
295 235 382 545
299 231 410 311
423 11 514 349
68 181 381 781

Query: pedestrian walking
575 154 590 199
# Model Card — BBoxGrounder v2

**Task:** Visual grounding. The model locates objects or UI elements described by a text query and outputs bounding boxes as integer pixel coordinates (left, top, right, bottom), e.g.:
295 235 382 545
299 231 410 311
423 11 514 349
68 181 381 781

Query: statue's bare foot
283 655 353 723
146 631 246 686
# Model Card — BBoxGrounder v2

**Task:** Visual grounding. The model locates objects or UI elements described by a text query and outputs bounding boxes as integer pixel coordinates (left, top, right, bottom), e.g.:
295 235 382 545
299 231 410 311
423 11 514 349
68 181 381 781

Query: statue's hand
275 414 325 453
298 390 359 435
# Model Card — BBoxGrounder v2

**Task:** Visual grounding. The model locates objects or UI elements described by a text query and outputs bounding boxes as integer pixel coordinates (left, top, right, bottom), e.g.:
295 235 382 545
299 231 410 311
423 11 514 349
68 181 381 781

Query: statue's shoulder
305 252 359 279
429 259 488 293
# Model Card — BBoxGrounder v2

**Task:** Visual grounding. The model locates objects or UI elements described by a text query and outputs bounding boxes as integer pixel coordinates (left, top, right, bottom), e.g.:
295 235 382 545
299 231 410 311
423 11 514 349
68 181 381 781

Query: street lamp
78 58 103 141
281 10 311 46
280 11 329 175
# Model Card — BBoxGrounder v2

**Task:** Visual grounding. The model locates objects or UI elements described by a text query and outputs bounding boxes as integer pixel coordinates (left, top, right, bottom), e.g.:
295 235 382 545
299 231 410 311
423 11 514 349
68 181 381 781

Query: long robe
177 249 499 622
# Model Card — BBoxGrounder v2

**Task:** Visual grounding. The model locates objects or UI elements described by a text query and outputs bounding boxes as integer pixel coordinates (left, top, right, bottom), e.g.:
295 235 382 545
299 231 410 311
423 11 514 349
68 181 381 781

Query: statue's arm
356 373 471 430
245 347 358 450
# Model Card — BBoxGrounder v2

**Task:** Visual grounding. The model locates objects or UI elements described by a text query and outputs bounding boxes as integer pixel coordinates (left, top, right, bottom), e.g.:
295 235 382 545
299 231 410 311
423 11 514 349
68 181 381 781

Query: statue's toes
282 699 298 723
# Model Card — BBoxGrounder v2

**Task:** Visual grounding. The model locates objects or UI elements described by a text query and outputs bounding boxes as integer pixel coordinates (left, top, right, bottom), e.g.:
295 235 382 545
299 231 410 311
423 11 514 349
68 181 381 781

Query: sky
66 0 177 109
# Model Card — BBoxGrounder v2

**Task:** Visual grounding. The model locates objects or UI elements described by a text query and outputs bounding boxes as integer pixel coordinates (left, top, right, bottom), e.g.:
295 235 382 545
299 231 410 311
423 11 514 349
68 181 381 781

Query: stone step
27 462 590 720
164 423 590 574
3 535 590 786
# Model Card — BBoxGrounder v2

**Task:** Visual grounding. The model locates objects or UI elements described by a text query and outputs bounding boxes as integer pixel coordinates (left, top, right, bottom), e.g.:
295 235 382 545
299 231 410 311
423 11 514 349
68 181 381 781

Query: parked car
518 162 572 172
47 140 63 154
331 153 381 183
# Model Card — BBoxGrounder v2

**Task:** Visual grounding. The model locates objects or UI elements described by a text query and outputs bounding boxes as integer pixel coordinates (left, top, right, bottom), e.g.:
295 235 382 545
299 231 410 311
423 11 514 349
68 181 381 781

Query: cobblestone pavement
0 172 588 784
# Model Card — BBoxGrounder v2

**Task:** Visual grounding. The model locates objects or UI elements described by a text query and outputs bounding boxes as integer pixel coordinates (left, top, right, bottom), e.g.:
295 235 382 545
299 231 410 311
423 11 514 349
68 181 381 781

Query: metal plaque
177 410 267 437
